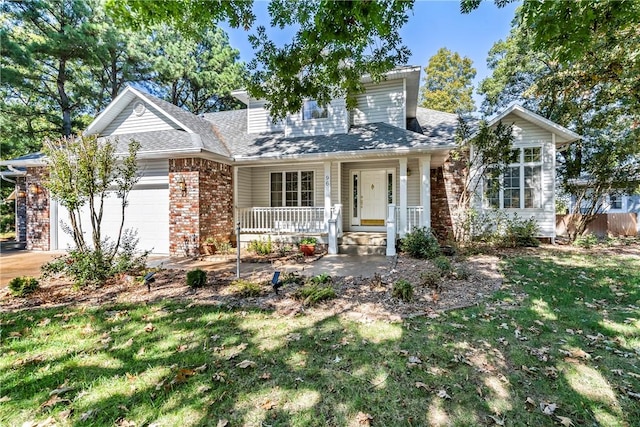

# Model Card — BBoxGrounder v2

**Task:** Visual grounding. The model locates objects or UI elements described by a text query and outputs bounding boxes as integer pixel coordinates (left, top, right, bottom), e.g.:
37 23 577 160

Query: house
1 66 581 256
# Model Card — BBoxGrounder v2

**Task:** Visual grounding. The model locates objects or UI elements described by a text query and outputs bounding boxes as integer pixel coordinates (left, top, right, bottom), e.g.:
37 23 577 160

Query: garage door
55 185 170 254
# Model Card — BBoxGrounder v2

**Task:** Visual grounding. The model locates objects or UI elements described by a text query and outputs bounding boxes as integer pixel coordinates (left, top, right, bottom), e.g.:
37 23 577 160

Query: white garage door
55 185 170 254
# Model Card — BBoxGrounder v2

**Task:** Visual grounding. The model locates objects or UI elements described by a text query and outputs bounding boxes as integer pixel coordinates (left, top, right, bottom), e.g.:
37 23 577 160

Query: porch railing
237 207 327 233
396 206 424 232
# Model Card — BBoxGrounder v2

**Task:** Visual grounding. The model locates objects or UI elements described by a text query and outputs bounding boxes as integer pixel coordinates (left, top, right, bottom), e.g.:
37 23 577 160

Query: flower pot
299 244 315 256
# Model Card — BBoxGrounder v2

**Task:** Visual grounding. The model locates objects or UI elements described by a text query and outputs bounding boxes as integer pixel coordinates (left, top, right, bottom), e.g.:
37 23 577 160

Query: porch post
419 155 431 229
386 204 396 256
399 157 408 237
324 161 332 226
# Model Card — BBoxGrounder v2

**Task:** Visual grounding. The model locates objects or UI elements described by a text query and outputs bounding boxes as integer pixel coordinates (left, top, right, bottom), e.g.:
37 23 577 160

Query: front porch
234 154 450 255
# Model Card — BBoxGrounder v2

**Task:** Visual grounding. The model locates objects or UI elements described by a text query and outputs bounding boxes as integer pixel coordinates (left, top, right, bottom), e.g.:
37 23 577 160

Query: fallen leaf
194 364 207 373
144 323 155 333
286 333 302 341
540 402 557 415
0 396 11 403
437 389 451 399
261 399 276 410
415 381 429 390
408 356 422 364
216 419 229 427
260 372 272 380
487 414 505 426
355 411 373 426
212 372 226 382
555 415 575 426
236 360 256 369
174 368 196 383
79 409 97 421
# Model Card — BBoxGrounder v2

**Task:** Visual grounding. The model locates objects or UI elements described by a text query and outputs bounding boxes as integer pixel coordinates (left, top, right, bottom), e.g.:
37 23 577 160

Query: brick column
169 158 233 257
25 167 50 250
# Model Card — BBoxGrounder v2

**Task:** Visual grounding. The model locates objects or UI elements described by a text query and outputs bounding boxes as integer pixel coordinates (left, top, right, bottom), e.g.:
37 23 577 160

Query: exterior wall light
177 176 187 196
29 183 42 194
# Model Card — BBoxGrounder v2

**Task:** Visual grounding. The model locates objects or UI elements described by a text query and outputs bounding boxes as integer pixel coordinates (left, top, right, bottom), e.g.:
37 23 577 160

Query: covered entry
350 169 395 229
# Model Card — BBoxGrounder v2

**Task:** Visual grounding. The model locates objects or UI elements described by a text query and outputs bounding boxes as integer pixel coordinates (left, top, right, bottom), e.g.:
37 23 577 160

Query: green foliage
232 279 262 297
299 237 317 245
433 256 452 276
8 276 39 297
186 269 207 288
295 284 336 306
280 271 304 286
452 266 471 281
419 47 476 114
392 279 413 301
574 234 599 249
248 236 273 255
309 273 332 285
419 271 441 289
501 214 540 248
400 227 441 259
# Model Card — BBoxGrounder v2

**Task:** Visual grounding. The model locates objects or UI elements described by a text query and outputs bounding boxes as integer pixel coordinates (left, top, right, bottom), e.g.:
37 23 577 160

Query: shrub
216 239 233 255
281 271 304 285
400 227 441 259
8 276 39 297
392 279 413 301
41 257 67 277
452 266 471 280
248 237 273 255
64 248 112 287
309 273 332 285
501 214 540 247
295 284 336 305
186 269 207 288
420 270 441 288
433 256 452 276
232 279 262 297
574 234 599 248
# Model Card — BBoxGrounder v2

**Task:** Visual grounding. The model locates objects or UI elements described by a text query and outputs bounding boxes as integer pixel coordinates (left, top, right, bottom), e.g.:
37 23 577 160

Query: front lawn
1 248 638 426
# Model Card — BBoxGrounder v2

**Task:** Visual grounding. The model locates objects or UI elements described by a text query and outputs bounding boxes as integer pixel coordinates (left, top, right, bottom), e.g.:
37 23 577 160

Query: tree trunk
57 58 72 137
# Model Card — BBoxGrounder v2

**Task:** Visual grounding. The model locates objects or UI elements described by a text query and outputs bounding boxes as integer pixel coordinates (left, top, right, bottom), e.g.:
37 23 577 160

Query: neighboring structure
1 66 580 255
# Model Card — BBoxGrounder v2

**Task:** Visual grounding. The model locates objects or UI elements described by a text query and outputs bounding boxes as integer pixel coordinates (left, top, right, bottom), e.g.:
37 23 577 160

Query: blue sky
222 1 520 108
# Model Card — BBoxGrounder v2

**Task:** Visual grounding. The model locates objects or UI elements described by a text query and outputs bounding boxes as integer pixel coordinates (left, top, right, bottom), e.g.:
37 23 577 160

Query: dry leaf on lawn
144 323 155 333
355 411 373 426
415 381 429 390
437 389 451 399
236 360 257 369
555 416 575 426
216 419 229 427
487 414 505 426
79 409 97 422
540 402 557 415
261 399 276 410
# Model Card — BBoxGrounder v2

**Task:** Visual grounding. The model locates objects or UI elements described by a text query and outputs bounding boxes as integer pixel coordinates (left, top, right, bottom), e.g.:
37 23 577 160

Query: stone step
339 233 387 246
338 244 387 256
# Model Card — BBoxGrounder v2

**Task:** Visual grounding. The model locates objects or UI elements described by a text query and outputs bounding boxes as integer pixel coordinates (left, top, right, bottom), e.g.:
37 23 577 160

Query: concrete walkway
149 254 394 278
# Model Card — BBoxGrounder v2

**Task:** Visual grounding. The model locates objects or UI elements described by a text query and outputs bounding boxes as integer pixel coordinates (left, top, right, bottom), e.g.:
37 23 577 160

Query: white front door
360 170 387 226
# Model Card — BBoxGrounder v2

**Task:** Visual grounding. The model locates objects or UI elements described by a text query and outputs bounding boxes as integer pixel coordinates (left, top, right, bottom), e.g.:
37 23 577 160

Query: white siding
236 168 252 208
102 100 177 136
351 79 406 129
247 99 284 134
250 164 324 207
285 98 349 137
478 113 557 237
407 158 420 206
137 159 169 186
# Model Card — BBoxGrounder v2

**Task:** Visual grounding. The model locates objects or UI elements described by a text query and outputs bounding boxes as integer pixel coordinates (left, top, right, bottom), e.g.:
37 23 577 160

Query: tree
140 25 248 114
43 135 142 284
419 48 476 114
476 4 640 238
107 0 415 120
451 116 515 242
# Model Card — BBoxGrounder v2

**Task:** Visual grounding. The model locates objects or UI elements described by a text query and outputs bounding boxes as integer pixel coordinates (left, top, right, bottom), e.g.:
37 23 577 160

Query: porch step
338 232 387 256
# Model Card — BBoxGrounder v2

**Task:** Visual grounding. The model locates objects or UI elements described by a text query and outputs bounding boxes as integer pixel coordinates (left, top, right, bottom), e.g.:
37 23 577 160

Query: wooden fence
556 213 638 237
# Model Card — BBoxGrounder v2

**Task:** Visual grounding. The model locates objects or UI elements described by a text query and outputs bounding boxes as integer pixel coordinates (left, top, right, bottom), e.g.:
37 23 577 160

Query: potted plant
202 236 217 255
299 236 317 256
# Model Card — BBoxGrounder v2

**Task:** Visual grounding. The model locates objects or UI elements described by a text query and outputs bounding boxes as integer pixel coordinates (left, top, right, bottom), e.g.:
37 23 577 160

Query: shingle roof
203 109 456 160
100 129 203 154
139 93 232 157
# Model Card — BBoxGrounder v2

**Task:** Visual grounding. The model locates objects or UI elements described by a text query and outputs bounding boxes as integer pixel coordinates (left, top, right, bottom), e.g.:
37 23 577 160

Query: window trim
270 170 315 207
483 146 543 210
302 99 328 121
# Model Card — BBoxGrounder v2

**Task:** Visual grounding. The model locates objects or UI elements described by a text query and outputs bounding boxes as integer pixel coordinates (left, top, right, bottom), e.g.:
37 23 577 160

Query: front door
360 170 387 226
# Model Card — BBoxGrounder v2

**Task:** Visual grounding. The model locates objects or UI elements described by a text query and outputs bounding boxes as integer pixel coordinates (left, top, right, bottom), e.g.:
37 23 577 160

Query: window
610 194 622 210
270 171 314 207
483 146 543 209
303 100 328 120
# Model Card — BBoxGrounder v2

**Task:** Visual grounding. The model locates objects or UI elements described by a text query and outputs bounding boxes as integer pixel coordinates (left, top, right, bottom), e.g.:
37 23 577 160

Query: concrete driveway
0 249 63 287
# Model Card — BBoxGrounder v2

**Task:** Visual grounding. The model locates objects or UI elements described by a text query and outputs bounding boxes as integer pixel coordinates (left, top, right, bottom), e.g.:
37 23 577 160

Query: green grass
1 250 638 426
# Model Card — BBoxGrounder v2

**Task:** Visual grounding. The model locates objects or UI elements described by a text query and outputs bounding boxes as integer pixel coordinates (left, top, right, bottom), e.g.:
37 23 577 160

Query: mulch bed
0 252 503 322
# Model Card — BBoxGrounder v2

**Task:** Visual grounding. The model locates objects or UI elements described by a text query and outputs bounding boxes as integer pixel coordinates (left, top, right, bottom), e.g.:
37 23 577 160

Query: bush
281 271 304 285
309 273 331 285
392 279 413 301
8 276 39 297
400 227 441 259
452 266 471 280
232 279 262 297
433 256 452 276
186 269 207 288
248 236 273 255
420 270 441 288
295 284 336 305
41 256 67 277
501 214 540 247
574 234 599 248
64 248 112 287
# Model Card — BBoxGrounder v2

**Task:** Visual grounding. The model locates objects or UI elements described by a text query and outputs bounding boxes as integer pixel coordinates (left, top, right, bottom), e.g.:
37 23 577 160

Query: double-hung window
484 146 542 209
302 100 327 120
270 171 314 207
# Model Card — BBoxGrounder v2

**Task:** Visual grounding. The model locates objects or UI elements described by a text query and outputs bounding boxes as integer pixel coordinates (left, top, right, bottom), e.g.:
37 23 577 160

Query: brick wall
15 177 27 243
25 167 50 250
430 159 467 242
169 158 233 256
